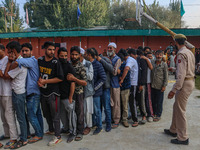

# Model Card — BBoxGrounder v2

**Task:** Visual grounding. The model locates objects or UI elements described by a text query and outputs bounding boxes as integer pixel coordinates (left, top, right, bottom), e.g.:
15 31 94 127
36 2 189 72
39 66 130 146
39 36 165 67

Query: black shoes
164 129 177 137
171 138 189 145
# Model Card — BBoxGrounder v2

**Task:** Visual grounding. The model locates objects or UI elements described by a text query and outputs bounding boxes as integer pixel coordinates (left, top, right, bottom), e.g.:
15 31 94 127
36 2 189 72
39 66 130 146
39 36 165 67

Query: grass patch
195 75 200 90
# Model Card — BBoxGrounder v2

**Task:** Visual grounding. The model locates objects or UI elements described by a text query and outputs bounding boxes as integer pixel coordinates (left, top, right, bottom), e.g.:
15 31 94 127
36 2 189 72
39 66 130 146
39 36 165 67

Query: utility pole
3 7 7 32
7 0 16 32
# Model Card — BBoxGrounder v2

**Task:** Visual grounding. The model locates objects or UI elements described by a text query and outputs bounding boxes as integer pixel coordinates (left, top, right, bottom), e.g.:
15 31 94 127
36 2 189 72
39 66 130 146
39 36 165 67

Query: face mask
107 50 114 57
71 58 79 63
59 58 67 63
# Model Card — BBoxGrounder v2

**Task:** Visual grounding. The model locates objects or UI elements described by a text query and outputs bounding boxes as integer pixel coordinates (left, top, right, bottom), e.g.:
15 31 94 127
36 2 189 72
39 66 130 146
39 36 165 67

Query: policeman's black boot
171 138 189 145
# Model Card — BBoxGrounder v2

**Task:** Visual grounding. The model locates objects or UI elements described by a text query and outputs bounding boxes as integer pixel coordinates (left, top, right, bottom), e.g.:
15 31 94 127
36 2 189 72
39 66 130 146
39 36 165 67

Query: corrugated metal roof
0 29 200 39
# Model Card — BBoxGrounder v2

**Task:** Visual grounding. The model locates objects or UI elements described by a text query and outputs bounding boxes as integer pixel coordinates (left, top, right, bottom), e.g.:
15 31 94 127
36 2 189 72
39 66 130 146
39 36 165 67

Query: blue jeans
12 91 27 142
26 94 43 137
92 96 102 129
151 88 164 117
101 89 111 126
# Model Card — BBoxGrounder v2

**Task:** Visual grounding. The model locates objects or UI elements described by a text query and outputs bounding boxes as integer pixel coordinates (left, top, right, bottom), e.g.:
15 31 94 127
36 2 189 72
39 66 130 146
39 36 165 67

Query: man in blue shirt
13 43 43 143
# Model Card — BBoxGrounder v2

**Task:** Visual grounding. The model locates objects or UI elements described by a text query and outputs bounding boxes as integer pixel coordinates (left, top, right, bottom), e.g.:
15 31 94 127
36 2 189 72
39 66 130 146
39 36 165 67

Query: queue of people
0 34 195 148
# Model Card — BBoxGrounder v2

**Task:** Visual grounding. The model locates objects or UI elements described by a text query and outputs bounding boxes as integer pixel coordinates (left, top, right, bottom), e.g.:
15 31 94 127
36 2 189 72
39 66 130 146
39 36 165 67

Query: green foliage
108 0 184 29
0 0 23 32
25 0 109 29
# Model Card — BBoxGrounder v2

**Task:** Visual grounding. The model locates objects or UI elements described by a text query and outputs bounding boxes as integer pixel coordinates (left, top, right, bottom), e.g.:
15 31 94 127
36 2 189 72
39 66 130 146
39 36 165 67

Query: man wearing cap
79 48 94 135
165 34 195 145
107 42 121 128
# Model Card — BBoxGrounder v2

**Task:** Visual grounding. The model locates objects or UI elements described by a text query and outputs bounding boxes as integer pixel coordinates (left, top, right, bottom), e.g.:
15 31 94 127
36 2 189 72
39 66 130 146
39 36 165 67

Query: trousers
0 96 18 140
110 88 121 124
41 94 61 137
170 80 194 141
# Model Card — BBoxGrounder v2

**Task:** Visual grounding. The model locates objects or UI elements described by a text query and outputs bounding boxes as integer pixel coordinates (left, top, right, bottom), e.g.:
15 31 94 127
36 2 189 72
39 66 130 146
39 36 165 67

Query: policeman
164 34 195 145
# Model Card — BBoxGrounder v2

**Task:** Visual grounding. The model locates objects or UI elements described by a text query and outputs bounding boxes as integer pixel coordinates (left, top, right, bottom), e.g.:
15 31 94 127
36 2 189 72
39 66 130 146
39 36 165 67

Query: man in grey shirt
151 50 168 122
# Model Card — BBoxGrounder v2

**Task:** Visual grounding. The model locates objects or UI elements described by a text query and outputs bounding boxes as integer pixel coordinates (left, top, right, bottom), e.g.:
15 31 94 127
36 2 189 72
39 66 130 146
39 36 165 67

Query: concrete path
0 75 200 150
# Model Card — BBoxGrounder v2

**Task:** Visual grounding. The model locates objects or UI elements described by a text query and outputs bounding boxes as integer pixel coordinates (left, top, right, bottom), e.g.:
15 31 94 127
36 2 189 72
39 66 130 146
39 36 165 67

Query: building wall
1 36 199 58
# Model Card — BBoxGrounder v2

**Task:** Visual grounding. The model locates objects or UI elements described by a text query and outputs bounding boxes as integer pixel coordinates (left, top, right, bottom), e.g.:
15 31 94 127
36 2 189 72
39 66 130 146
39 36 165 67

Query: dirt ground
0 75 200 150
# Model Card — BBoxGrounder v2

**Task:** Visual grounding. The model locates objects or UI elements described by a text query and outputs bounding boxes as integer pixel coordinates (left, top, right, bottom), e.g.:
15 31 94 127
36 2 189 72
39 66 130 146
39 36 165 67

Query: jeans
92 96 102 129
101 89 111 126
12 91 27 142
26 94 43 137
151 88 164 117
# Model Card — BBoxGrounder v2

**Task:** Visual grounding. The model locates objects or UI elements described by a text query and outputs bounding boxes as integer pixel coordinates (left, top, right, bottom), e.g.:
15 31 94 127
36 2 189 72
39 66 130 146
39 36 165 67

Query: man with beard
37 41 64 146
57 47 77 143
165 34 195 145
8 43 43 144
84 48 106 135
79 48 94 135
151 50 168 122
107 42 121 129
67 46 87 141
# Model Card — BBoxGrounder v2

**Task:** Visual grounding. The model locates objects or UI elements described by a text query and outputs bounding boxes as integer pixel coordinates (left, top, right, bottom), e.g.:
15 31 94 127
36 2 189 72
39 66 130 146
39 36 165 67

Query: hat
174 34 187 40
80 47 85 55
108 42 117 49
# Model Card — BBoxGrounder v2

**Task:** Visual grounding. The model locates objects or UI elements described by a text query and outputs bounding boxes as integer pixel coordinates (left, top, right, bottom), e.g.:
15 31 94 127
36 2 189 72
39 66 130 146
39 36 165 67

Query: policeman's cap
174 34 187 40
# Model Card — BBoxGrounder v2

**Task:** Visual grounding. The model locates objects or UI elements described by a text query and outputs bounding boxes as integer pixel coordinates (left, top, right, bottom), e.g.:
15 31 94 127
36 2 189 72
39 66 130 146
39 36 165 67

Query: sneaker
164 129 177 137
122 121 129 128
48 136 62 146
93 128 102 135
105 124 111 132
147 117 153 122
171 138 189 145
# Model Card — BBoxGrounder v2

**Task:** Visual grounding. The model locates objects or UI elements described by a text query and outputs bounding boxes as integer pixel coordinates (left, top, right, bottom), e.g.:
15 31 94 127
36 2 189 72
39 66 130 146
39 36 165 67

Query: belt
184 77 194 81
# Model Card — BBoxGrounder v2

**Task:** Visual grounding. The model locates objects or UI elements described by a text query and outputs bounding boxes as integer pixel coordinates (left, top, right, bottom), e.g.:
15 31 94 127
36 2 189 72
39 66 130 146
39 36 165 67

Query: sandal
153 117 161 122
67 134 75 143
4 140 17 149
28 136 43 144
75 134 83 141
112 124 119 129
45 131 55 135
0 143 3 148
10 140 28 149
132 122 139 127
83 127 91 135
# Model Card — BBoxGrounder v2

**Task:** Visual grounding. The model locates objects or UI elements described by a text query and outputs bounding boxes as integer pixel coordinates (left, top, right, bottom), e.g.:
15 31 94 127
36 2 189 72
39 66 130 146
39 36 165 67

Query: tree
25 0 109 29
0 0 23 33
108 0 184 29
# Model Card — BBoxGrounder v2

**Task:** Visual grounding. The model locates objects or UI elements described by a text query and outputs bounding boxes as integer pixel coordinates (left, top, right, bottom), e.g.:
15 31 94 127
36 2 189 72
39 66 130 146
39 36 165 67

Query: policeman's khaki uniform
169 46 195 141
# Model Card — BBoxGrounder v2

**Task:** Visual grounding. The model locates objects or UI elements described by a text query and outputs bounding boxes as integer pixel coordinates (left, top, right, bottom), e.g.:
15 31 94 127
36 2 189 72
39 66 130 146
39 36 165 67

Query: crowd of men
0 34 195 148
